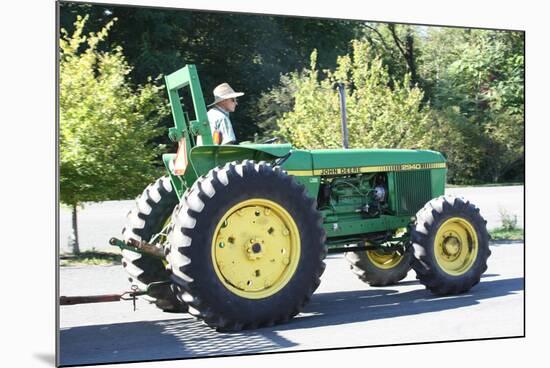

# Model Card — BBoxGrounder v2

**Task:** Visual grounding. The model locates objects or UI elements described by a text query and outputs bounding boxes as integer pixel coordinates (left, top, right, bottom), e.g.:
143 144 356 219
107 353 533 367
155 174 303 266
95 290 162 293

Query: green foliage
255 72 301 139
60 3 364 142
359 23 423 90
482 111 524 182
60 250 122 266
60 4 524 185
418 28 524 182
428 30 524 119
264 27 523 184
422 108 486 184
59 15 168 206
489 228 523 241
276 41 431 150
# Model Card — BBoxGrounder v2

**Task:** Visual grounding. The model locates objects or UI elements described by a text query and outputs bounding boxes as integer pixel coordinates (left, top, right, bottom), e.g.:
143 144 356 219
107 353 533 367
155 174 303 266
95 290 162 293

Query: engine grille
394 170 432 216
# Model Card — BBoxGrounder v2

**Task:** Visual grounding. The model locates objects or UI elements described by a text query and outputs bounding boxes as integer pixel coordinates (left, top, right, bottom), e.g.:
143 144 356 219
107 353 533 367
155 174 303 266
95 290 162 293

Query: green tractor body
162 65 446 248
115 64 490 331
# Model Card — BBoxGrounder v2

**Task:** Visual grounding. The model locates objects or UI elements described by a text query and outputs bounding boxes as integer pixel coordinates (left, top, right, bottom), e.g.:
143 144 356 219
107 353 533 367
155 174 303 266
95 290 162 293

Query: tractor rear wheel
345 244 413 286
122 176 186 312
411 195 491 295
166 160 326 331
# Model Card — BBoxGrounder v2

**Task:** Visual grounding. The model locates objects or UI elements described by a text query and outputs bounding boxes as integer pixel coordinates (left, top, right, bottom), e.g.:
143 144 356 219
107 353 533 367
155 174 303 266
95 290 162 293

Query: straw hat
208 83 244 107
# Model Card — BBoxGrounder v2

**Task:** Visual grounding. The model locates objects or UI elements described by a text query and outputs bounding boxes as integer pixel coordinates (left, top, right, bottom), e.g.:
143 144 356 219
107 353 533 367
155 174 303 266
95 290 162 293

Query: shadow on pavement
282 277 523 331
59 277 523 366
59 315 296 366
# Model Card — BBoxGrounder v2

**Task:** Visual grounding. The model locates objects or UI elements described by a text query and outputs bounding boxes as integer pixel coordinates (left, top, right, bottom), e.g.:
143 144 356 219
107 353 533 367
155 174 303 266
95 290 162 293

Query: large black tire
122 176 187 312
166 160 326 331
345 244 413 286
411 195 491 295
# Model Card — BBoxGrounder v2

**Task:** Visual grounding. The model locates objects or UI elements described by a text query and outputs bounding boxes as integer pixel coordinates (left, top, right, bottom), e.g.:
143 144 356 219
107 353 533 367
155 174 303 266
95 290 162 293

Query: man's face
218 98 238 112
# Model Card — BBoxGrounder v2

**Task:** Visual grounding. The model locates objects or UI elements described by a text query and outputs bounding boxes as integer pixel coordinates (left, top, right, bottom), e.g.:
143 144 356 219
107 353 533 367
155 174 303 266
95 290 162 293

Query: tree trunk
71 204 80 254
405 33 418 87
387 24 419 88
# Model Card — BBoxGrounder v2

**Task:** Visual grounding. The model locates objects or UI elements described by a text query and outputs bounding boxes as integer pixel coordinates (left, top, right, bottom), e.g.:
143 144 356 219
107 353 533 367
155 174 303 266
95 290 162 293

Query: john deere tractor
112 64 490 331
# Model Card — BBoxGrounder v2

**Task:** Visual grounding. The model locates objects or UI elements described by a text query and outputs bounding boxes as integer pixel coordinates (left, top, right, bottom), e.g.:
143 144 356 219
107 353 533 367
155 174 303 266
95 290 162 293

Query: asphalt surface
59 241 524 366
59 185 524 253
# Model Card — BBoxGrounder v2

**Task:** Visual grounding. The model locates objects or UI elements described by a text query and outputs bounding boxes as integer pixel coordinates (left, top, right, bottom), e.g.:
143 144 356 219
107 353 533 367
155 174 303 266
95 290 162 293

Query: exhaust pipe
336 82 349 149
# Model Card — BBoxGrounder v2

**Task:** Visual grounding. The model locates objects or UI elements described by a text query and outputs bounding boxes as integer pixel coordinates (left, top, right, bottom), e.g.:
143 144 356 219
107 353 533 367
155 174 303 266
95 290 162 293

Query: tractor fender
188 143 292 177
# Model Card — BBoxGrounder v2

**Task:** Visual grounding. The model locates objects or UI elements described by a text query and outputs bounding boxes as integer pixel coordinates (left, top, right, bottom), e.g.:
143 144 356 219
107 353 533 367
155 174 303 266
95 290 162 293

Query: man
201 82 244 145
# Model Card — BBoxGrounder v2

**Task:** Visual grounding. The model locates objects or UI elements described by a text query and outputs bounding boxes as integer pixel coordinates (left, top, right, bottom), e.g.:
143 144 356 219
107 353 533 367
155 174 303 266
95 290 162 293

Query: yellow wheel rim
211 198 301 299
366 250 404 270
434 217 479 276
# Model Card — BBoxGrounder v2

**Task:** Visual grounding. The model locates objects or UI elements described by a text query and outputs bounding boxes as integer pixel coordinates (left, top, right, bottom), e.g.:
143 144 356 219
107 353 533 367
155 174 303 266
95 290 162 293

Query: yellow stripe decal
286 162 446 176
284 170 314 176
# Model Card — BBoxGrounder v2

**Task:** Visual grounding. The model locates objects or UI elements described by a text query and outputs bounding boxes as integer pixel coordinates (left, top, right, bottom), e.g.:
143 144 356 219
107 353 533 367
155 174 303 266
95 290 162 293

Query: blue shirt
207 106 236 144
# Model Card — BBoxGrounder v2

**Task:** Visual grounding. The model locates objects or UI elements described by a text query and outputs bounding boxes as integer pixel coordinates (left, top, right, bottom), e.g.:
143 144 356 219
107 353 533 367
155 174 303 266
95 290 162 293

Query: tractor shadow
59 315 296 366
279 275 523 331
59 275 522 366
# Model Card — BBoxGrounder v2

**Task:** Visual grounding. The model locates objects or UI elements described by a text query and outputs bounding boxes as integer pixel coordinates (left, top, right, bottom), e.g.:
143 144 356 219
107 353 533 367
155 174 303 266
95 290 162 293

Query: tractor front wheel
166 160 326 331
411 195 491 295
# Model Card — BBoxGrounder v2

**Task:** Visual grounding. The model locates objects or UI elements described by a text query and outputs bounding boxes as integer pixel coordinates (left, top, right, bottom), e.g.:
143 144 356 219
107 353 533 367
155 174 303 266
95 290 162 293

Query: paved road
59 185 524 253
59 241 524 366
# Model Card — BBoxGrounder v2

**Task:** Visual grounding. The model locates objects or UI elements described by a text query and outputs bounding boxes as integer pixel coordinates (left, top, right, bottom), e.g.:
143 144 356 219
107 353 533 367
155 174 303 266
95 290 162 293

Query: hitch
60 281 172 311
60 285 144 306
109 237 165 258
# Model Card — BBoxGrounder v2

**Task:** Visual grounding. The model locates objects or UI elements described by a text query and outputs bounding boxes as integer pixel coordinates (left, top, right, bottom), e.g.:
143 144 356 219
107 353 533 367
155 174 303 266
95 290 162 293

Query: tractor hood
309 148 446 175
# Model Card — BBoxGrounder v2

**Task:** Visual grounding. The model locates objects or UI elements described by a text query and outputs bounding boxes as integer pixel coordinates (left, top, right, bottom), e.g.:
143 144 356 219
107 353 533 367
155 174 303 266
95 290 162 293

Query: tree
276 41 431 150
59 3 364 142
422 108 486 184
59 15 167 253
255 71 301 139
418 28 524 182
59 5 524 184
359 23 426 94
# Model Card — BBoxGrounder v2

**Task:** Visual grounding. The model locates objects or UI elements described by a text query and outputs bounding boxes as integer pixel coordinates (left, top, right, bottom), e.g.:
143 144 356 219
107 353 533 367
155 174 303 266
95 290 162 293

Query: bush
275 43 432 151
60 15 168 206
498 207 518 231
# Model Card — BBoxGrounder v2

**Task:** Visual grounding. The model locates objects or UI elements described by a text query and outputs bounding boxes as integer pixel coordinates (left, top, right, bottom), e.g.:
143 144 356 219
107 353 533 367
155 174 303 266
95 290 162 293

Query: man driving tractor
196 82 244 145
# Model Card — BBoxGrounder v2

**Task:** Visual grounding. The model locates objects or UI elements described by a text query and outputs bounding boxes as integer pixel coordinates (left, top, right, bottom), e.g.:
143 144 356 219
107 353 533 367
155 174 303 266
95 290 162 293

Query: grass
489 227 524 241
60 251 122 266
446 182 523 188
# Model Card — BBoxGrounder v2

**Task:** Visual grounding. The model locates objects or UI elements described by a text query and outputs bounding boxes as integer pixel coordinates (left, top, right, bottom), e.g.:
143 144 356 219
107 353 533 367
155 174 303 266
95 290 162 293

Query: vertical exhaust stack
336 82 349 149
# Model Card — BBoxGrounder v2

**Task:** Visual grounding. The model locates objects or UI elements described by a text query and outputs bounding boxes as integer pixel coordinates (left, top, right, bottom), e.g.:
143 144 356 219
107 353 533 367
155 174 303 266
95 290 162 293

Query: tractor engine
318 173 389 218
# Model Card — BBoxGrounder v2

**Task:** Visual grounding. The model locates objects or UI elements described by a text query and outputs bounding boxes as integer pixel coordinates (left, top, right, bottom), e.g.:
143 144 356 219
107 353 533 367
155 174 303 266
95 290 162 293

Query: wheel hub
212 199 301 299
434 217 479 276
245 239 264 260
442 234 461 258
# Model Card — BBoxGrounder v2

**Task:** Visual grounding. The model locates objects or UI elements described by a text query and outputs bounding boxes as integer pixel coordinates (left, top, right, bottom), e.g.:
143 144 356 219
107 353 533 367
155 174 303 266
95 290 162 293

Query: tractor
110 64 490 332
